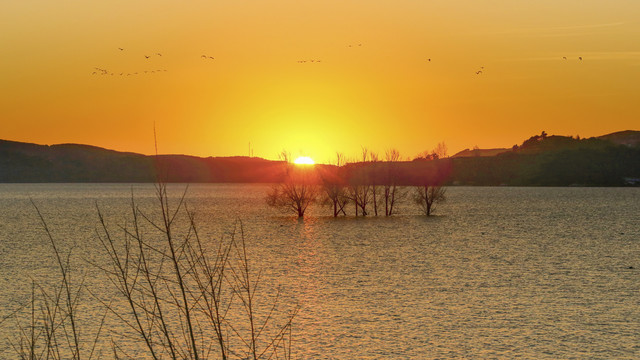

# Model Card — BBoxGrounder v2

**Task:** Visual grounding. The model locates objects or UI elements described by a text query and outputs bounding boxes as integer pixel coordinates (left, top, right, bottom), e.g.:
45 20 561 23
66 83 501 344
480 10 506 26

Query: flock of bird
91 48 170 78
91 67 168 77
92 46 585 78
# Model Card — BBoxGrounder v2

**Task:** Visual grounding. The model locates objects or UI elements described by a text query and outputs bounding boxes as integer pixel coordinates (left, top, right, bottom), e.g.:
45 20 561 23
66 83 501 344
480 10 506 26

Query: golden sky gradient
2 0 639 162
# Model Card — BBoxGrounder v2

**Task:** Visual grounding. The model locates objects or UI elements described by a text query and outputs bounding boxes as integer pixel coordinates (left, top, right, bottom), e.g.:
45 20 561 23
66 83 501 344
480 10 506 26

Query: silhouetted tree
432 141 448 159
410 152 449 216
319 153 349 217
382 148 404 216
266 152 318 218
346 148 372 216
413 185 446 216
355 148 372 216
415 141 449 161
413 150 438 161
369 151 380 216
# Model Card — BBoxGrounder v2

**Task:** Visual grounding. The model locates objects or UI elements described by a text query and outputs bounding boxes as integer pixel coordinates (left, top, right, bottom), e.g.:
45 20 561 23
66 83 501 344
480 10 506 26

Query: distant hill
597 130 640 147
450 130 640 159
0 140 154 182
1 130 638 185
0 139 286 183
448 131 640 186
452 148 510 158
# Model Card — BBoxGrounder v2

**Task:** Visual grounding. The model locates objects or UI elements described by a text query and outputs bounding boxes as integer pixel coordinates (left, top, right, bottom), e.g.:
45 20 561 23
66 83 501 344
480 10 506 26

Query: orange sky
2 0 639 163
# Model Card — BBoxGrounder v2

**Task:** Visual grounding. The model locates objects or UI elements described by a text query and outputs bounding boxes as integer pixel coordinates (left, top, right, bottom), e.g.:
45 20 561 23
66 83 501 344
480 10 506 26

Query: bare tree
24 184 297 360
382 148 404 216
432 141 448 159
319 153 349 217
369 151 380 216
266 151 318 218
346 148 372 216
414 141 448 161
411 152 448 216
413 185 446 216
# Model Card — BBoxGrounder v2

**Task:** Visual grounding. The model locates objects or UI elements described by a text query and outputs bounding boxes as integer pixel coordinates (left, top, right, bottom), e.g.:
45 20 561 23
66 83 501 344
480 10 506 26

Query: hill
597 130 640 147
448 131 640 186
452 148 510 158
1 130 638 185
0 139 285 183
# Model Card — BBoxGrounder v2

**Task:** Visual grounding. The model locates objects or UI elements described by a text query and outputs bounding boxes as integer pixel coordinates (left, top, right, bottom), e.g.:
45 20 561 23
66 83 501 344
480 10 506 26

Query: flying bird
144 55 150 59
118 48 124 51
427 58 431 62
562 56 567 60
156 53 162 56
476 70 483 75
578 56 583 60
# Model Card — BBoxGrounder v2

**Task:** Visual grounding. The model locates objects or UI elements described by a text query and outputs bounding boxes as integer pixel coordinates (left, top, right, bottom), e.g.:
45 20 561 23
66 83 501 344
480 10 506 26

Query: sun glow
293 156 315 165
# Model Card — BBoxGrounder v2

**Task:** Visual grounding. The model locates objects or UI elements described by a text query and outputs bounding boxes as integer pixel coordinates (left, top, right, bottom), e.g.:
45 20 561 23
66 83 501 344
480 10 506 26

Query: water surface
1 184 638 358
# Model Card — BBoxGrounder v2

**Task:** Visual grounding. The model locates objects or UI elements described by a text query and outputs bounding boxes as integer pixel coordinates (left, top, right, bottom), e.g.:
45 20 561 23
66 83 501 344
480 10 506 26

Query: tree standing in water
319 153 349 217
347 147 372 216
382 148 403 216
413 184 446 216
266 151 318 218
412 144 448 216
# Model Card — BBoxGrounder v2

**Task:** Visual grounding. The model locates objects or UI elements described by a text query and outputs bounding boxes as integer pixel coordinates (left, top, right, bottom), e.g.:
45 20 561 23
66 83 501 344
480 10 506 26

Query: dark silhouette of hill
450 131 639 158
452 148 509 158
1 130 638 185
153 155 285 183
0 139 284 183
449 131 640 186
0 140 155 182
597 130 640 147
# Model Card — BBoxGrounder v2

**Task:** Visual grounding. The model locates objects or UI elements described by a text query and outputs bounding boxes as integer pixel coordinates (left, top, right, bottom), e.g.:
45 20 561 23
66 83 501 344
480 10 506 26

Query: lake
1 184 639 359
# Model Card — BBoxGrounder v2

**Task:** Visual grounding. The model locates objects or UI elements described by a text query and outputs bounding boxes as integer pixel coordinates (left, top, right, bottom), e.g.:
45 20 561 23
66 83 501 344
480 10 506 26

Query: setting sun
293 156 315 165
